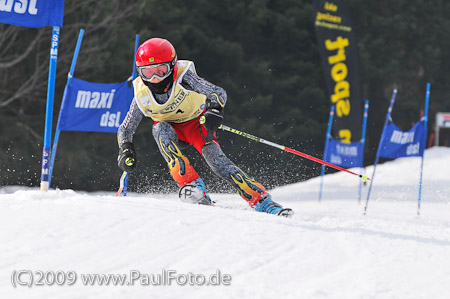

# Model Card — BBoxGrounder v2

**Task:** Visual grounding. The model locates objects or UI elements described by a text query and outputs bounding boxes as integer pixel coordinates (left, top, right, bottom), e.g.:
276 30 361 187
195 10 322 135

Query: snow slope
1 147 450 299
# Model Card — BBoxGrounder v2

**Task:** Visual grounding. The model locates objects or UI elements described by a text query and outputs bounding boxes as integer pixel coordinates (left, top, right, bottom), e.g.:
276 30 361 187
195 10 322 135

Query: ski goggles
137 62 171 81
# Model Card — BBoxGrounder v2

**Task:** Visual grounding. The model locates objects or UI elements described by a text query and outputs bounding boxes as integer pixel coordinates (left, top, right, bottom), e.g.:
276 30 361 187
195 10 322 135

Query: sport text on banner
57 78 133 133
325 139 364 168
0 0 64 28
313 0 363 143
378 121 426 159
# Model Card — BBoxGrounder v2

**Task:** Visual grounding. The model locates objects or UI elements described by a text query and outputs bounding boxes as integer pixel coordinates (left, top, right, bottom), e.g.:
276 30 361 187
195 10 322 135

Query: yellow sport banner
313 0 363 143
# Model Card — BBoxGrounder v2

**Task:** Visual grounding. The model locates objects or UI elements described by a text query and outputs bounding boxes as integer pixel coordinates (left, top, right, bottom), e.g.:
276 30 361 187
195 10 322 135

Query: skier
117 38 293 217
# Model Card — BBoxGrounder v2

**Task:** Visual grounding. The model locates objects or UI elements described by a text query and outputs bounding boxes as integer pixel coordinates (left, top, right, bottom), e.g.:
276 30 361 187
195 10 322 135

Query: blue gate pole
319 105 335 201
123 34 140 197
49 29 85 188
417 82 430 215
40 26 61 192
364 89 398 214
358 100 369 202
131 34 139 80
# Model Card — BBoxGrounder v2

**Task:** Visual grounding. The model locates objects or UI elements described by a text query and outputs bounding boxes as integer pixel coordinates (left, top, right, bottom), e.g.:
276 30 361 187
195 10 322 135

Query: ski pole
115 171 127 197
219 124 369 181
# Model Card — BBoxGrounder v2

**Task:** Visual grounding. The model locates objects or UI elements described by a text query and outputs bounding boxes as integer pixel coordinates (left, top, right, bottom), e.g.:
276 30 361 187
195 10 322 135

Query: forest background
1 0 449 193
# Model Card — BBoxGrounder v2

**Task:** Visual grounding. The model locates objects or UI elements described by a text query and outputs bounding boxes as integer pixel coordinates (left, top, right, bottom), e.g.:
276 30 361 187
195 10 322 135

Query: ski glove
200 98 224 132
117 142 137 173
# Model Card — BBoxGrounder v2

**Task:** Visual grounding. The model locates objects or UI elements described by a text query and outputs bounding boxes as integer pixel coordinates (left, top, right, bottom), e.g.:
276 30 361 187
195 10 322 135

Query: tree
2 0 449 192
0 0 141 189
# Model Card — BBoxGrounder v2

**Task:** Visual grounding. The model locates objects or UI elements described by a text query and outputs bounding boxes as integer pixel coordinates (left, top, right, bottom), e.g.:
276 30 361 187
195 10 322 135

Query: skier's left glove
200 98 224 132
117 142 137 173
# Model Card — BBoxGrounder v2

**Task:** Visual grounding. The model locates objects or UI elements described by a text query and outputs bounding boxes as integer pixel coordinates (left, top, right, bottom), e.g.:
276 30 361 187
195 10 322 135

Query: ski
277 208 294 218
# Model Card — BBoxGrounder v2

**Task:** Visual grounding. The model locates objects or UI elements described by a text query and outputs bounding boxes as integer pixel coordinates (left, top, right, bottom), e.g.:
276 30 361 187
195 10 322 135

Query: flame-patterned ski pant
152 121 268 207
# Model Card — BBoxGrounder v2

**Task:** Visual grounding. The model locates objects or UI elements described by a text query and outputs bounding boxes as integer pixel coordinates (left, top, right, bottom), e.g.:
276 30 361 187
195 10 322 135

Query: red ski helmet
135 38 178 93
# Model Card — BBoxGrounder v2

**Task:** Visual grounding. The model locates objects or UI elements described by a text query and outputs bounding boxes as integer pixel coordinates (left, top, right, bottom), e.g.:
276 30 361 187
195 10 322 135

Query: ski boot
254 195 294 218
178 178 213 205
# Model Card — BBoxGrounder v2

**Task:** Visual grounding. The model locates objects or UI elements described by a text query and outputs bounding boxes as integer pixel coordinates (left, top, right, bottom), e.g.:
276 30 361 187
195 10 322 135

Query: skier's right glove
117 142 137 173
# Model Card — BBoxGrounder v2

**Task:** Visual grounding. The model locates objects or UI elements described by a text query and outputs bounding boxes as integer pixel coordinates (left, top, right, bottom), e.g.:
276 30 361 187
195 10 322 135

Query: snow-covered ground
1 147 450 299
